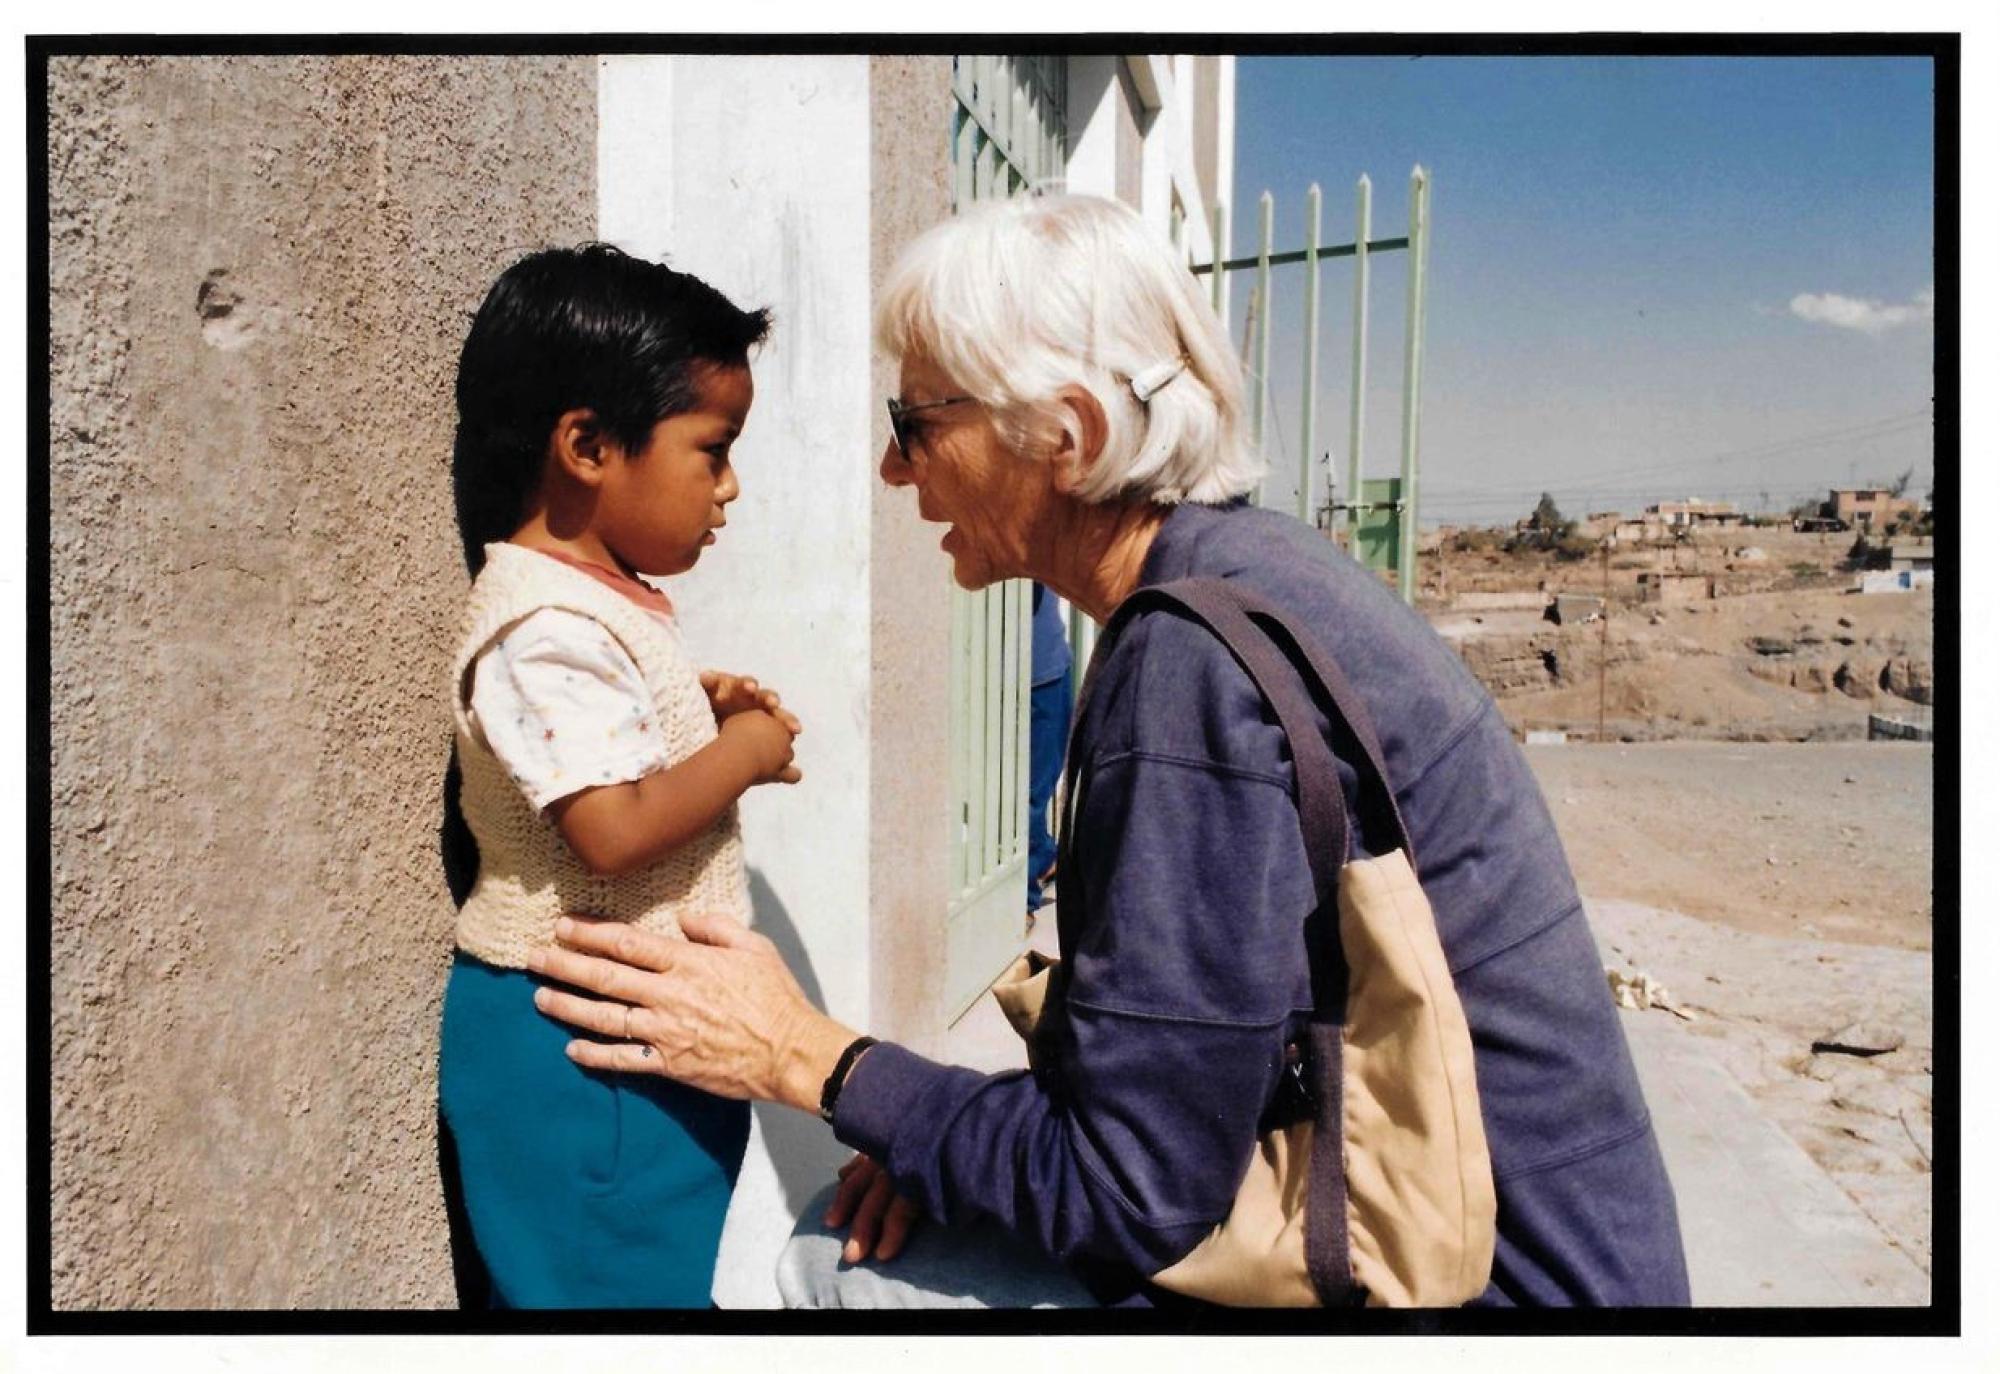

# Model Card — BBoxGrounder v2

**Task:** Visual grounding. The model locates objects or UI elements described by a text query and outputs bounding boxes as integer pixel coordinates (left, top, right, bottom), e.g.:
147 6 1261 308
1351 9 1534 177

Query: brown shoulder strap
1120 582 1351 905
1067 577 1412 893
1199 579 1417 868
1104 579 1379 1308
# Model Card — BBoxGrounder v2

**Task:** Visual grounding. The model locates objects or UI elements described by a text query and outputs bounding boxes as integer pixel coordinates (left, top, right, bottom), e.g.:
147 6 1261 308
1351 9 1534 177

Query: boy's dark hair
451 242 771 574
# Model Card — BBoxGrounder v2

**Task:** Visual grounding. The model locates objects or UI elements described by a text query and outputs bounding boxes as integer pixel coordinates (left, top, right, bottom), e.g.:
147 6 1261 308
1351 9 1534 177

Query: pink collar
525 546 675 618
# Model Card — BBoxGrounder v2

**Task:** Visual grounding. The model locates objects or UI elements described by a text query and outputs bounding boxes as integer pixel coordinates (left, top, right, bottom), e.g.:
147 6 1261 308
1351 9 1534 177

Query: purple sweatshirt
834 500 1689 1306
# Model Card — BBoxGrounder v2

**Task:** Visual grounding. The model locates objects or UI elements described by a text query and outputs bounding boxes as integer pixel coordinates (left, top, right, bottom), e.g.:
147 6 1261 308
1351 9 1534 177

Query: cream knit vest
449 543 751 969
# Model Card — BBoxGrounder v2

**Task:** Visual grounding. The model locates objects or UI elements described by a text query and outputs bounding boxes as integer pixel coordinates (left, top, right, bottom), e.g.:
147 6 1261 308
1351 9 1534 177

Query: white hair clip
1129 355 1190 403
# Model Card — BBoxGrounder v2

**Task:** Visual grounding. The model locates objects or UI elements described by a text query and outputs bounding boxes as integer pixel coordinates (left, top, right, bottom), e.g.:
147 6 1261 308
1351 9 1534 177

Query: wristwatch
819 1035 879 1123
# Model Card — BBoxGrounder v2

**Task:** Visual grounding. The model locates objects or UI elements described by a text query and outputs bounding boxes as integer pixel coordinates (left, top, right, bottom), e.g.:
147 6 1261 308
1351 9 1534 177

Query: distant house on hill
1822 487 1920 531
1889 541 1934 573
1638 570 1716 603
1645 499 1746 529
1547 591 1605 625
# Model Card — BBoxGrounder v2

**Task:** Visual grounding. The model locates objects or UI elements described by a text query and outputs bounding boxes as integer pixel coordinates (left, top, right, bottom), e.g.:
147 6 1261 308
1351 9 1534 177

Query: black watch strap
819 1035 880 1123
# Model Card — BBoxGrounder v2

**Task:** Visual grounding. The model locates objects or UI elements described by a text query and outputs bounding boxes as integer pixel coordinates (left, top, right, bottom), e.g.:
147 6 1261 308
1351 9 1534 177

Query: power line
1420 407 1932 498
1430 473 1928 509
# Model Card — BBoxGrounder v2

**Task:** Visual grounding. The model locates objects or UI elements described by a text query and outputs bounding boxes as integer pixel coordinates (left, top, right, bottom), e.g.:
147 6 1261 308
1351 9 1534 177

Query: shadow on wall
745 867 850 1211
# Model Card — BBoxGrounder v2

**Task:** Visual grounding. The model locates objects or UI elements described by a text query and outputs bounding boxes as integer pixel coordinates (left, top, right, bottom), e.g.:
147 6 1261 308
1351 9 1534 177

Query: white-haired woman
530 194 1689 1309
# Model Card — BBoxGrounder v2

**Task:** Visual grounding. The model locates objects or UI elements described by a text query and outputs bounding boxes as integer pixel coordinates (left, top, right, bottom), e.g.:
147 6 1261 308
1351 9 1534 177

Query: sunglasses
885 395 975 457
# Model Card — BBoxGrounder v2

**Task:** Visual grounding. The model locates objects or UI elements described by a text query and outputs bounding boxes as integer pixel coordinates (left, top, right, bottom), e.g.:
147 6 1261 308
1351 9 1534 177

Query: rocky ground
1528 740 1934 1280
1530 740 1931 949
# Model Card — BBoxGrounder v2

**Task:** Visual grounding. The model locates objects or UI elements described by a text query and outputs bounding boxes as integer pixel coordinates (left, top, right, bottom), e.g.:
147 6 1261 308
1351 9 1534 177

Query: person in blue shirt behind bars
1025 581 1072 925
524 194 1691 1309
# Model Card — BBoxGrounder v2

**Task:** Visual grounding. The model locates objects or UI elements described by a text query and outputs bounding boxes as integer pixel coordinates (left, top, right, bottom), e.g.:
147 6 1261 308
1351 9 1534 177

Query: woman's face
878 354 1048 590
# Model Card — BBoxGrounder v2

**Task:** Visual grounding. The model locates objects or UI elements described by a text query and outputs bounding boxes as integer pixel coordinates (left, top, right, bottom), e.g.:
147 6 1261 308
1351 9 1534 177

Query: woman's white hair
875 193 1263 506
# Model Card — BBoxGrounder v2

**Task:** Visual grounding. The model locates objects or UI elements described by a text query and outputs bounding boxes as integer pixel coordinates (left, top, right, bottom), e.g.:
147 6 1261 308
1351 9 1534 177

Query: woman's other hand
825 1153 921 1263
529 911 853 1111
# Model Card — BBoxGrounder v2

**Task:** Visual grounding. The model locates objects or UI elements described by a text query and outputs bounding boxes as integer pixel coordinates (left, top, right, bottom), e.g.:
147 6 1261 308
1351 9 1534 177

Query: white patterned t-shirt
467 606 676 810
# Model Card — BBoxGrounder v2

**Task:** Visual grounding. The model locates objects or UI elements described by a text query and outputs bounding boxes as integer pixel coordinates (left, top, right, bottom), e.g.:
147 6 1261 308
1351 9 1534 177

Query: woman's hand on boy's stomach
720 708 802 785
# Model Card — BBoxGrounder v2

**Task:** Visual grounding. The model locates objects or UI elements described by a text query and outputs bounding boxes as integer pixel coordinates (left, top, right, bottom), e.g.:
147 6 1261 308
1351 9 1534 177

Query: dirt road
1527 740 1933 949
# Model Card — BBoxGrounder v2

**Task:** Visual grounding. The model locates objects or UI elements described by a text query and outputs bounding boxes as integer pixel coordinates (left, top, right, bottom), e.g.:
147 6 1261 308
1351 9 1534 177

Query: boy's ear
1048 384 1108 496
549 408 615 488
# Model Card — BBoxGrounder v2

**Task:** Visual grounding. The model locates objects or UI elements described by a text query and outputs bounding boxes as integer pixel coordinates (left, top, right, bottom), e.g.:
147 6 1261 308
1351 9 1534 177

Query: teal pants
438 952 750 1308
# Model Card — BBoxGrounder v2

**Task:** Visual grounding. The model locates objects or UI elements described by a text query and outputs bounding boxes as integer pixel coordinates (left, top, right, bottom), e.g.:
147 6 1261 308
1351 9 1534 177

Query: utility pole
1598 539 1610 744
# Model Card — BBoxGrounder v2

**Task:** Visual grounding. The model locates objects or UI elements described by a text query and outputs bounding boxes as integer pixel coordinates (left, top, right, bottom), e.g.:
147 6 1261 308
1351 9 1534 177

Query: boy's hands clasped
704 670 803 785
701 670 784 721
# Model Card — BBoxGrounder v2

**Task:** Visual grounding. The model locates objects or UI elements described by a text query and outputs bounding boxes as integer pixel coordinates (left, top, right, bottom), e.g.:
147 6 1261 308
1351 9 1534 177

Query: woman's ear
549 407 614 488
1048 385 1109 496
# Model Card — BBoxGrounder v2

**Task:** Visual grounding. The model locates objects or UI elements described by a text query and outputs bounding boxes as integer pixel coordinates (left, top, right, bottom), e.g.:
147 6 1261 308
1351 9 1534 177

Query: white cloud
1788 285 1935 334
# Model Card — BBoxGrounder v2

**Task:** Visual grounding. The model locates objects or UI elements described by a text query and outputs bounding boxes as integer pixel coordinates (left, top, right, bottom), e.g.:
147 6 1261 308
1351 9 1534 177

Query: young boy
439 243 796 1308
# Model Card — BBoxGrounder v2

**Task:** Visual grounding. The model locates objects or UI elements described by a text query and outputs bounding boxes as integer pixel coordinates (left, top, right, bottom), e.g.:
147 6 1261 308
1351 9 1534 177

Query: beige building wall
47 54 596 1307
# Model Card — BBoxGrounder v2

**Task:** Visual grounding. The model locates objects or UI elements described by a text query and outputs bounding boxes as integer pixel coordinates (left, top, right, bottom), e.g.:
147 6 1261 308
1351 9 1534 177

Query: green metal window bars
941 54 1068 1020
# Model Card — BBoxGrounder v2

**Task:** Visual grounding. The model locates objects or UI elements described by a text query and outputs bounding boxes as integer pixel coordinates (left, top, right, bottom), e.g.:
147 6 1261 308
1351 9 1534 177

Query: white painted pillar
597 53 875 1309
1063 56 1120 197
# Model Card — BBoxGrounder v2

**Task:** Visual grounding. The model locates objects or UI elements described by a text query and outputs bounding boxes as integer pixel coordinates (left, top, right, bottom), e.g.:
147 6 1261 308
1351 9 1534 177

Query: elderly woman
529 193 1689 1308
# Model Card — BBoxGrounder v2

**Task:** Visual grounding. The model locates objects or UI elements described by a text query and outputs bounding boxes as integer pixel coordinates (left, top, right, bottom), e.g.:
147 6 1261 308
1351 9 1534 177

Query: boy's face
600 362 752 577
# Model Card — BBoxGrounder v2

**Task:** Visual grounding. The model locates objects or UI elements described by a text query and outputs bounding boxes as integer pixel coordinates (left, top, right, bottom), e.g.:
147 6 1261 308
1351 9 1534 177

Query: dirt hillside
1424 524 1932 744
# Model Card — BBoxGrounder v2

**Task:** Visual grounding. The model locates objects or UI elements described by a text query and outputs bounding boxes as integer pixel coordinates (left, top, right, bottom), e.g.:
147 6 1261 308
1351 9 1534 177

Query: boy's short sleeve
468 607 673 810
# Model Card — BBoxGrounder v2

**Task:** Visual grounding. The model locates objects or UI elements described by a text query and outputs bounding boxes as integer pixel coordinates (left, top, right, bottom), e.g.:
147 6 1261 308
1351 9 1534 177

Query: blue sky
1227 56 1936 526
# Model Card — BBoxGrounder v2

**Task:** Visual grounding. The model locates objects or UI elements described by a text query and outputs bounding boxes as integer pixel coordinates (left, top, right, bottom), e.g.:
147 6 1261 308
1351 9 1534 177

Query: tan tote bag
993 578 1494 1308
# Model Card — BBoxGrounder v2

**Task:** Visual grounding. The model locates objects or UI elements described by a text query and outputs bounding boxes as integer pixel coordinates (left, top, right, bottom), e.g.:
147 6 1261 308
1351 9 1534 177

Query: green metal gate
1193 170 1433 603
942 54 1067 1021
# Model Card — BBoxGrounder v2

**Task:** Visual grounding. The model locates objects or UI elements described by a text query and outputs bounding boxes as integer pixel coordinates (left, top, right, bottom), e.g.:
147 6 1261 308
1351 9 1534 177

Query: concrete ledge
1621 1011 1929 1305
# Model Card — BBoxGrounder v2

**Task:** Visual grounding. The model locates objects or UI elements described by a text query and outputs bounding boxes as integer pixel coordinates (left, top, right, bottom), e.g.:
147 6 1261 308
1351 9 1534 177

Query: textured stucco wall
48 54 595 1307
867 56 957 1058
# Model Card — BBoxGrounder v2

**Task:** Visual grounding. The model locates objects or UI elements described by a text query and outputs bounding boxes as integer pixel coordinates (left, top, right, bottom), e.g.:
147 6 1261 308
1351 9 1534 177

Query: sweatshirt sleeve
833 614 1316 1277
